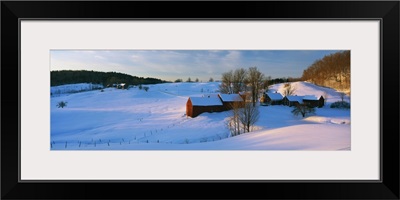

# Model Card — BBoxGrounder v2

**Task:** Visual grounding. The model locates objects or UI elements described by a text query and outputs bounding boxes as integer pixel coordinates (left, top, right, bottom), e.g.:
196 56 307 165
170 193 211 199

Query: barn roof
219 94 243 102
303 95 319 100
285 95 304 102
265 92 283 100
189 97 223 106
202 94 219 98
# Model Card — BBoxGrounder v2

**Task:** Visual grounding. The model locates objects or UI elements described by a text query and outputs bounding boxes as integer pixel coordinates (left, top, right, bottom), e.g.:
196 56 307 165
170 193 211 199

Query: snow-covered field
51 81 350 150
51 83 104 96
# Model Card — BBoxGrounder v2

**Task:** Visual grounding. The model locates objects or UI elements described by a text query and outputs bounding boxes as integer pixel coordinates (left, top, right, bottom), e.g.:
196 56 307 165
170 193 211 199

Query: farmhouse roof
303 95 319 100
265 92 283 100
285 95 304 103
189 97 223 106
202 94 220 98
218 94 243 102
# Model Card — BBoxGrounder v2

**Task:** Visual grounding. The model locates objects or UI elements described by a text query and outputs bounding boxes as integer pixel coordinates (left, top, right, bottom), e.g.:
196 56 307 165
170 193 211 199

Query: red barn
186 96 224 118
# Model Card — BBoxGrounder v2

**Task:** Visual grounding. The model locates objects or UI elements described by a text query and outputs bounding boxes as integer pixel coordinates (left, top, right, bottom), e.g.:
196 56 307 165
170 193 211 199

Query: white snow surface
51 83 103 96
51 81 350 150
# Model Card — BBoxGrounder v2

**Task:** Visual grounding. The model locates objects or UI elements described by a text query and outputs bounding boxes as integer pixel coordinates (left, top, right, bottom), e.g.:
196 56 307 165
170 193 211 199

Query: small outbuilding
218 94 244 110
186 96 224 118
263 92 283 105
303 95 325 108
282 95 303 107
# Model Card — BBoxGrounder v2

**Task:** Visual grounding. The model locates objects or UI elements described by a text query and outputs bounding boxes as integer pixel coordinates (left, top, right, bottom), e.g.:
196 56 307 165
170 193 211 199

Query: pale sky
50 50 342 82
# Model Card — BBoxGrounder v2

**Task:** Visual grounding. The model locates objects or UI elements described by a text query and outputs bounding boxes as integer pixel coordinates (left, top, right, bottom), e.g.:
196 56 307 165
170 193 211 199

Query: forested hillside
301 51 350 93
51 70 167 87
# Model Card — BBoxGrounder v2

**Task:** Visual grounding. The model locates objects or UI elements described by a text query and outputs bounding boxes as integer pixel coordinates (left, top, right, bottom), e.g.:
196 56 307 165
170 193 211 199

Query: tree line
301 50 350 91
51 70 167 87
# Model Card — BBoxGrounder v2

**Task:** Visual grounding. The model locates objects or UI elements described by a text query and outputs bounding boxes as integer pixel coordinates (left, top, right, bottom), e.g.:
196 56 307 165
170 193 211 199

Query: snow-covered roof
303 95 319 100
218 94 243 102
189 97 223 106
202 94 219 98
285 95 304 102
265 92 283 100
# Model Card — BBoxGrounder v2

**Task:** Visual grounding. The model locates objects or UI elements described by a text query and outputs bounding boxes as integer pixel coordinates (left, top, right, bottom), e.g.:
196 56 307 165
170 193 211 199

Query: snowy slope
51 81 350 150
51 83 103 96
270 81 350 106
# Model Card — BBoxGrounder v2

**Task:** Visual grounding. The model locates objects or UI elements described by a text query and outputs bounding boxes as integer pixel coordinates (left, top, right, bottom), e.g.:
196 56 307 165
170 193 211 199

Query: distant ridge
51 70 168 87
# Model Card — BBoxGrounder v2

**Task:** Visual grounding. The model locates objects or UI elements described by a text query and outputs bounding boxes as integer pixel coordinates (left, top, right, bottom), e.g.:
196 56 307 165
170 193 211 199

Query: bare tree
263 76 272 92
233 68 247 94
219 70 234 93
56 101 68 108
220 68 248 94
283 83 296 96
227 101 259 136
226 101 242 136
339 92 345 102
239 103 260 133
291 104 315 118
247 67 264 107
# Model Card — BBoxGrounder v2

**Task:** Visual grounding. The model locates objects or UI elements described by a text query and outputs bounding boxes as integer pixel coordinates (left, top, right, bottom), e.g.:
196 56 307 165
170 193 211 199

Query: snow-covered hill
51 83 103 96
51 81 350 150
270 81 350 106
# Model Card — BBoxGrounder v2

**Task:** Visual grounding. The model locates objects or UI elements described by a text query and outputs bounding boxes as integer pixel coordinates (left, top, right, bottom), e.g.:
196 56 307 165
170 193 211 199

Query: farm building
283 95 325 108
109 83 126 89
303 95 325 108
202 94 220 98
218 94 245 110
282 95 304 107
262 92 283 105
186 96 224 118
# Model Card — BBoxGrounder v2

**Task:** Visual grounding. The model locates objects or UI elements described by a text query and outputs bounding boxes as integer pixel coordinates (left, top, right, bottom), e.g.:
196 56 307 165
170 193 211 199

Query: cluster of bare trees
282 83 296 96
227 102 260 136
301 50 350 91
219 67 265 107
219 68 246 94
291 104 315 118
220 67 265 136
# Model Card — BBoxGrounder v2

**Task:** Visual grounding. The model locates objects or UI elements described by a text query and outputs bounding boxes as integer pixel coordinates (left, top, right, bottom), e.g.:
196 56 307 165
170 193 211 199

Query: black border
2 1 399 199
